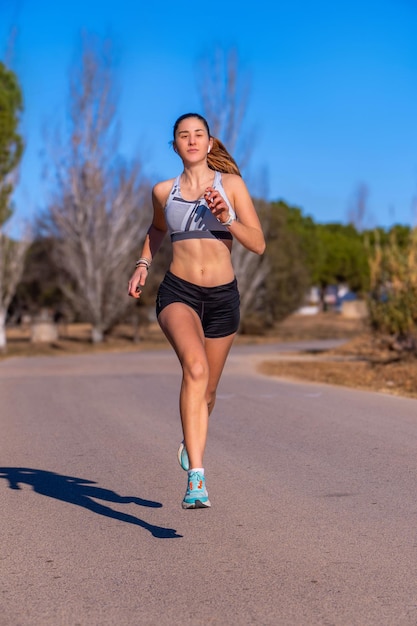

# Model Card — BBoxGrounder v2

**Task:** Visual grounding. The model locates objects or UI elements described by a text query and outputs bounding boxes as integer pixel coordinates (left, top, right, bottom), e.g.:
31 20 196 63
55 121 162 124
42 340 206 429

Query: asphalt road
1 343 417 626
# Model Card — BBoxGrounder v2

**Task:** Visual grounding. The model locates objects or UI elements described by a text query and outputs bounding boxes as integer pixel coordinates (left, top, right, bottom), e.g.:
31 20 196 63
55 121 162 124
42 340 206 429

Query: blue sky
2 0 417 229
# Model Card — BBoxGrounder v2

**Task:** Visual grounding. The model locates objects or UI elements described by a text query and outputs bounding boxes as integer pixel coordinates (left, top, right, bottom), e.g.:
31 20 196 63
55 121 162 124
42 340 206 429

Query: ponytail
207 137 241 176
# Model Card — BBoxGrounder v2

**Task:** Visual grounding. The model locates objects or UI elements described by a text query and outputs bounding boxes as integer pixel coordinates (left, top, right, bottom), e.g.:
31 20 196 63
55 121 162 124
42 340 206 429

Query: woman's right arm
127 182 170 298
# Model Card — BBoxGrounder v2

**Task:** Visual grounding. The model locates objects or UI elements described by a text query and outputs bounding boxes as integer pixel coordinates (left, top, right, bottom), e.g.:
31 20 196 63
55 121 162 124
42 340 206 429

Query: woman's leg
175 333 237 472
158 303 210 470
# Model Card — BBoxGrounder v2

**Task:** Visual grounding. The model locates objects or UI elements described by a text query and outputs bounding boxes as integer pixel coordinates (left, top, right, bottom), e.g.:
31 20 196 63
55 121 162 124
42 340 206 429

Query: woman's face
174 117 212 162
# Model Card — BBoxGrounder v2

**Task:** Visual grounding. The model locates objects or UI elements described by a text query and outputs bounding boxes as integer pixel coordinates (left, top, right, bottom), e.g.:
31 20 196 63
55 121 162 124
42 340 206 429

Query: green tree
0 60 27 352
277 201 321 285
312 223 369 293
252 201 310 326
271 203 371 313
0 60 24 225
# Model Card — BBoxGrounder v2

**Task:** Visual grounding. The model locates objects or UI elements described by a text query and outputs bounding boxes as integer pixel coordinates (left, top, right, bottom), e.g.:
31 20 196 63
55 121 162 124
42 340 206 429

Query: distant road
1 344 417 625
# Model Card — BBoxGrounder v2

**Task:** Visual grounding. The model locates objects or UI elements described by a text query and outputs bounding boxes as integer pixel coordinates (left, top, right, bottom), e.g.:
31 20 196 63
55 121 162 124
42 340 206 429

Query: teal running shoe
182 470 211 509
177 441 189 471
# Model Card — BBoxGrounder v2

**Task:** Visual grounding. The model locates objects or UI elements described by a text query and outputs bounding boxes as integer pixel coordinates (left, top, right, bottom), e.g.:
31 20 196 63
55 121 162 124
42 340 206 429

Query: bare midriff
170 238 235 287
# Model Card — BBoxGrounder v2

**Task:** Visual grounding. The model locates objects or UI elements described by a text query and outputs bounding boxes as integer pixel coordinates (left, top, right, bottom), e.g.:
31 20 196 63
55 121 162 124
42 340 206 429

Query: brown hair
173 113 241 177
207 137 241 176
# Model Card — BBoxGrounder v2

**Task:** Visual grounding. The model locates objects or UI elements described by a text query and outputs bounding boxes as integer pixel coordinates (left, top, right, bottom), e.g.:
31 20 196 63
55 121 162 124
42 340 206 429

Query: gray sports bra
164 170 236 243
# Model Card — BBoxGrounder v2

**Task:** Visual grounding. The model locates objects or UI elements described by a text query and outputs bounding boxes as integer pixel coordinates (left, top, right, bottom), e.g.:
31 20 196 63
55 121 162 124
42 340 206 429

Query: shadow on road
0 467 182 539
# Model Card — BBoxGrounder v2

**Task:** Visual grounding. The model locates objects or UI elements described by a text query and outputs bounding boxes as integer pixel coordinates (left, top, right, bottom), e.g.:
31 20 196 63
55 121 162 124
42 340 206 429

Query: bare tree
42 34 151 343
196 46 254 173
232 198 270 316
196 46 265 319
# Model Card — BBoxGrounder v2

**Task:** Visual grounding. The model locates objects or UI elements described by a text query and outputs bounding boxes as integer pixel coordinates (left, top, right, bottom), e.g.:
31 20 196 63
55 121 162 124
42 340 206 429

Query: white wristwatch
222 214 236 227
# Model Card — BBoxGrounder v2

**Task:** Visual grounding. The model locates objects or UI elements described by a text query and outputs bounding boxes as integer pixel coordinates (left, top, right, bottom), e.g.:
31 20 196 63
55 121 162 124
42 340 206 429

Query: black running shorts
156 271 240 338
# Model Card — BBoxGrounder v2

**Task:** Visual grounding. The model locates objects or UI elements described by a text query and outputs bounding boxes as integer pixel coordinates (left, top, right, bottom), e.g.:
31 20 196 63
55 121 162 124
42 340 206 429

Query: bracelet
221 214 236 227
135 257 151 269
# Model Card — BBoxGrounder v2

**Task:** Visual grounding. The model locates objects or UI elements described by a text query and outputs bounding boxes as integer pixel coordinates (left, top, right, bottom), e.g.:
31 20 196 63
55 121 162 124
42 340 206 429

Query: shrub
367 228 417 353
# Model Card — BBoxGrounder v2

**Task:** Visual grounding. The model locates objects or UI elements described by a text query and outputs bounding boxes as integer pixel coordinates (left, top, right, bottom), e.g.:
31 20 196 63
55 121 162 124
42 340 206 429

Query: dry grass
258 315 417 399
258 354 417 399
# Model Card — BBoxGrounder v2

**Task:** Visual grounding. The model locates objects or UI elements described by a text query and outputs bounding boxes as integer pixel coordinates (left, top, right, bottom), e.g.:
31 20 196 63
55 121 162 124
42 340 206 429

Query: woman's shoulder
152 177 177 205
153 176 177 195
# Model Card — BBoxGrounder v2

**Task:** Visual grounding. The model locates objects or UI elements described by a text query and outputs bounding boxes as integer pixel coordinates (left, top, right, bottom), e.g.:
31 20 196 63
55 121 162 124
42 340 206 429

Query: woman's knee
182 357 209 384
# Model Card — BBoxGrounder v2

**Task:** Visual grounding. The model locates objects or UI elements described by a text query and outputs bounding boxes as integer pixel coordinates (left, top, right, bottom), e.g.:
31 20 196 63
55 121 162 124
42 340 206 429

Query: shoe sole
182 499 211 509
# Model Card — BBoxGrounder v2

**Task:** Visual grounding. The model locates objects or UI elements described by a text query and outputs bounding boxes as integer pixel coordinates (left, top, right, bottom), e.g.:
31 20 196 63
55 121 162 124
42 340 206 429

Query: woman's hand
128 266 148 299
204 186 231 224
